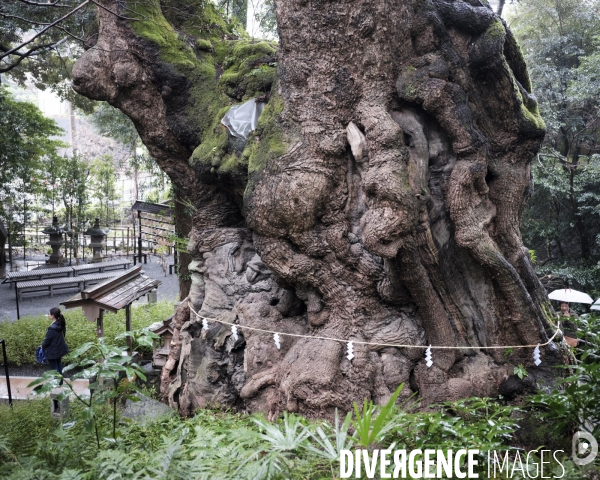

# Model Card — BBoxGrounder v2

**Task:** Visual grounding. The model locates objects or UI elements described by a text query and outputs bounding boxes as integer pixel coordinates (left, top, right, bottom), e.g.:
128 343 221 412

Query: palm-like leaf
352 383 404 447
253 412 311 452
303 410 354 461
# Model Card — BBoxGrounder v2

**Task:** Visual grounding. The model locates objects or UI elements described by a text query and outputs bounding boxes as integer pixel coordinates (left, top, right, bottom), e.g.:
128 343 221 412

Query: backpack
35 346 46 364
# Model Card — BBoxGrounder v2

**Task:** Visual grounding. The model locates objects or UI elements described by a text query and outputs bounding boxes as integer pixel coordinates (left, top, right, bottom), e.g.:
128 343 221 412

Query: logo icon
572 431 598 466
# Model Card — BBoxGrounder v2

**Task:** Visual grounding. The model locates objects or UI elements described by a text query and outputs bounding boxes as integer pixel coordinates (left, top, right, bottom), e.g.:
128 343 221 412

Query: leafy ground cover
0 312 598 479
1 383 598 478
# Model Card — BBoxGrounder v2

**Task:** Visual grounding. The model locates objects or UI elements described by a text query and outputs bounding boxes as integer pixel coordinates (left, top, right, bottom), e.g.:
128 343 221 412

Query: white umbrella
591 298 600 310
548 288 594 304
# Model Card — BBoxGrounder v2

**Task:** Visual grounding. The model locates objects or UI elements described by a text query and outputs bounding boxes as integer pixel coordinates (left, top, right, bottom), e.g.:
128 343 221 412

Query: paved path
0 375 89 400
0 254 179 321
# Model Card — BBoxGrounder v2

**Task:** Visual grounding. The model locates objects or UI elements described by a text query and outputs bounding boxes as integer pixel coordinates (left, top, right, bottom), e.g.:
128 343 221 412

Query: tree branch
0 0 89 60
53 24 86 43
89 0 139 21
496 0 506 17
538 256 556 267
1 11 87 45
0 41 62 73
0 13 85 44
16 0 69 7
0 12 53 26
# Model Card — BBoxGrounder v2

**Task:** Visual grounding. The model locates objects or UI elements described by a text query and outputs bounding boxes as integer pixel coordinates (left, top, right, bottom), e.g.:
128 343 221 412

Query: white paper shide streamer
274 333 281 350
425 346 433 368
346 341 354 361
189 306 561 363
533 345 541 366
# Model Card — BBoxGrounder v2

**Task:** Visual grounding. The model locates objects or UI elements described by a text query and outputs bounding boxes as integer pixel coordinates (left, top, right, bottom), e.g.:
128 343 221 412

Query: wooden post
23 198 26 262
97 309 104 339
71 223 75 263
0 340 12 407
15 281 20 320
125 304 132 354
137 210 142 264
126 226 130 257
7 230 12 268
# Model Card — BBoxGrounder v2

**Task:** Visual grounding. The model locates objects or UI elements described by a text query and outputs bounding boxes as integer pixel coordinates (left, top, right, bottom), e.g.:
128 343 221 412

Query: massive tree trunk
73 0 567 417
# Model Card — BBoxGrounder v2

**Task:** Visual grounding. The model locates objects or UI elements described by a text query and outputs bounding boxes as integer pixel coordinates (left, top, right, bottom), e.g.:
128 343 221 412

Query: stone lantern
42 216 65 265
84 218 109 263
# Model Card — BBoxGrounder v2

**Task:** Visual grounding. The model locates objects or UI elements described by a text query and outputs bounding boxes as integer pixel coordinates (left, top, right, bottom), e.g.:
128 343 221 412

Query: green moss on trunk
190 105 231 168
244 93 287 176
128 0 228 136
219 40 277 101
124 1 282 192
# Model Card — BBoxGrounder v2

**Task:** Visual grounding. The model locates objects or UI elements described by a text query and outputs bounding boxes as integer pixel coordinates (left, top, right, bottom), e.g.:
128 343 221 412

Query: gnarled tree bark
73 0 567 417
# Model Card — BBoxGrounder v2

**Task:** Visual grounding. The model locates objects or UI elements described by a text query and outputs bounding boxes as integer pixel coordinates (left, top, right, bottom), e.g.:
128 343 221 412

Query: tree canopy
0 86 65 223
510 0 600 287
0 0 98 111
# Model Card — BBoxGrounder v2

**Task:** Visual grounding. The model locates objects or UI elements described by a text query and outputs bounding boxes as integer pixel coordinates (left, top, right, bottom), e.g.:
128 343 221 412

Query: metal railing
0 340 12 406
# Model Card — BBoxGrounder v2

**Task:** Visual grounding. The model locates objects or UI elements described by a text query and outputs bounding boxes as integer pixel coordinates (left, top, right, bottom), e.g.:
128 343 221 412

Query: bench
71 259 132 276
133 254 147 265
2 267 74 289
16 272 120 302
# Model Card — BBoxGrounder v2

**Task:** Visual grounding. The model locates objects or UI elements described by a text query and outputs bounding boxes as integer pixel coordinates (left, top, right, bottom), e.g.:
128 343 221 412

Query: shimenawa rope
188 303 562 351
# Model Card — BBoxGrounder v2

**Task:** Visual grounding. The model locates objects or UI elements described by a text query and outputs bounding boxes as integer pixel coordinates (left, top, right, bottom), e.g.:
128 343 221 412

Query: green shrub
368 396 524 477
1 333 598 479
1 394 597 479
30 328 161 452
529 314 600 439
0 400 117 477
0 301 175 365
0 398 54 457
352 383 404 448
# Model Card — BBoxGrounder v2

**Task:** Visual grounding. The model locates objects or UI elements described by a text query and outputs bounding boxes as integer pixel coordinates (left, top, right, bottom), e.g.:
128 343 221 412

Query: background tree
58 154 89 227
510 0 600 288
52 153 90 259
216 0 248 27
90 101 191 297
40 153 63 217
90 102 143 200
0 0 97 111
0 85 64 247
248 0 277 40
89 155 119 226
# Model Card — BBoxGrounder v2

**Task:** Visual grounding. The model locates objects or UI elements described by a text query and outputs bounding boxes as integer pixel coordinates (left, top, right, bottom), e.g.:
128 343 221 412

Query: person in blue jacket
41 307 69 385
